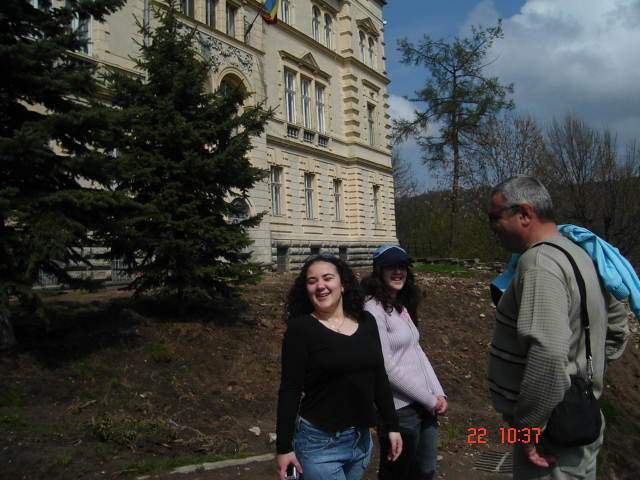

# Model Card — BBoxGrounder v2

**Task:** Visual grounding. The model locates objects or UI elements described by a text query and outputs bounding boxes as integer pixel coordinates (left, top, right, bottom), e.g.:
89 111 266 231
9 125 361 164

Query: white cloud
388 94 417 122
474 0 640 146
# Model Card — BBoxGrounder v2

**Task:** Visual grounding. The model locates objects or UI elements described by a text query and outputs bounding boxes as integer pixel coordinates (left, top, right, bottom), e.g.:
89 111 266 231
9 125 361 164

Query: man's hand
524 443 556 468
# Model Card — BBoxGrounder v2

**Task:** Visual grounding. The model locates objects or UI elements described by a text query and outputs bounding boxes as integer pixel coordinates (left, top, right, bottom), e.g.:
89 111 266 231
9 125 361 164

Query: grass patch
123 451 255 475
446 422 461 441
148 341 175 364
0 393 23 407
91 415 179 448
0 414 30 432
70 361 95 382
414 263 473 278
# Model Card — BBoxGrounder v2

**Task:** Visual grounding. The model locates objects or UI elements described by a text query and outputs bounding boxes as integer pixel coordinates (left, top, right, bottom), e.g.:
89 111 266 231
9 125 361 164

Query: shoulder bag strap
534 241 594 382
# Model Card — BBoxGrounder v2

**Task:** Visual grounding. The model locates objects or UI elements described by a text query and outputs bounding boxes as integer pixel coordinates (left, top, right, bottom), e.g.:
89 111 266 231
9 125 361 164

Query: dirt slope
1 269 639 480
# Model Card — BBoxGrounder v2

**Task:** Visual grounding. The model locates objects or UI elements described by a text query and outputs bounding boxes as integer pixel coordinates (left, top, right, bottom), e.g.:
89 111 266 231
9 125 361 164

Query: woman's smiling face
382 264 407 295
305 261 344 314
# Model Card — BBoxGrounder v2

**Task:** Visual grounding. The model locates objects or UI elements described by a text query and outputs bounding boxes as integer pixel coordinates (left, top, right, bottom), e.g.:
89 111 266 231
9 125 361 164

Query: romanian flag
261 0 279 24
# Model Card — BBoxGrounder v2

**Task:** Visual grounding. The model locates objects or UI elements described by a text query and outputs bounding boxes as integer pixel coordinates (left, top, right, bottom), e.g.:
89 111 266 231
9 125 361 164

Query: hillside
1 268 639 479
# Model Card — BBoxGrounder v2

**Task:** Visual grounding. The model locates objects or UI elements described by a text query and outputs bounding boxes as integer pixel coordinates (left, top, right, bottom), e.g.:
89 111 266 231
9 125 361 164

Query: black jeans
378 403 438 480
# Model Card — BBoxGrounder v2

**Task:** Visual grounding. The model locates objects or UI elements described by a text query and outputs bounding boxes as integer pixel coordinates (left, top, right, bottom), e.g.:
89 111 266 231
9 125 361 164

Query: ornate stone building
85 0 397 271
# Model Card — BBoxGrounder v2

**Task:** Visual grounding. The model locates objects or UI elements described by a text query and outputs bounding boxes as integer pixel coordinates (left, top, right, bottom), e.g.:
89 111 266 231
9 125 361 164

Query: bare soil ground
1 268 639 480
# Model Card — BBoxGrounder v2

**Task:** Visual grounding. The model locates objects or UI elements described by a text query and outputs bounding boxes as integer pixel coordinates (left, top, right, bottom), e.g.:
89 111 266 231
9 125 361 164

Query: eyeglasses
488 205 521 224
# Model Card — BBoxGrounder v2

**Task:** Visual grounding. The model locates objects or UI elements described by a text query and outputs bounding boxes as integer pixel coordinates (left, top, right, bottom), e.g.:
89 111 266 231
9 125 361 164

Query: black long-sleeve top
276 311 399 454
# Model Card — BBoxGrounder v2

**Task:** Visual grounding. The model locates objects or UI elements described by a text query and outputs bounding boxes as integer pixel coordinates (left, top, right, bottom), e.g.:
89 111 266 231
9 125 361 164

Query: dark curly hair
361 265 420 325
284 254 364 324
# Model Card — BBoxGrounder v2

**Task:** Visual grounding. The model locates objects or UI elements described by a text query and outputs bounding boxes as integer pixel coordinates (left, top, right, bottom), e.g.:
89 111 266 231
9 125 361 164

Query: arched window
359 31 366 62
312 7 320 41
368 37 375 67
229 198 250 224
324 14 332 48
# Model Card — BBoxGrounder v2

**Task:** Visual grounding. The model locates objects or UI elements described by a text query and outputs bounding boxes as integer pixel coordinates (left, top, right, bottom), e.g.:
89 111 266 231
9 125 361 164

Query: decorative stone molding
194 30 254 76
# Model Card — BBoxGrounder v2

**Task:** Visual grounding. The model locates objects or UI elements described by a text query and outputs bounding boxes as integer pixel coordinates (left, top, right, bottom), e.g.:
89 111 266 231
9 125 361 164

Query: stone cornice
266 134 393 173
356 18 380 38
342 57 390 85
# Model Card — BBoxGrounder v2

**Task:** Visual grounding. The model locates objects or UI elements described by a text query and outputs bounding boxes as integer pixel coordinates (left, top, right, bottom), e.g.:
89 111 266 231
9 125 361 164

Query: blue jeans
378 404 438 480
293 418 372 480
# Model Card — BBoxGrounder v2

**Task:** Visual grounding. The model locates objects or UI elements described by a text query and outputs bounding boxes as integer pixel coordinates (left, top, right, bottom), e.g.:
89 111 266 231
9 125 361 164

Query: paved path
140 447 511 480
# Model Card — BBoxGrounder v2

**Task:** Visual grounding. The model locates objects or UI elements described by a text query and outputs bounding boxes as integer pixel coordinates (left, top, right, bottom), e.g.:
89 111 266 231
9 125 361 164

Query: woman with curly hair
276 253 402 480
362 246 447 480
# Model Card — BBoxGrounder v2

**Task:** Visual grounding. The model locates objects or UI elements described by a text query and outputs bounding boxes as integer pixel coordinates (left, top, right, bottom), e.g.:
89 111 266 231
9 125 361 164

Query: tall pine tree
99 3 271 302
0 0 125 326
395 22 514 252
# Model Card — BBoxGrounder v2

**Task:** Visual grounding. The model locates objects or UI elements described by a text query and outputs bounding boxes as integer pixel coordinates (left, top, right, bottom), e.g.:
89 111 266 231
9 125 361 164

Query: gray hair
490 176 555 221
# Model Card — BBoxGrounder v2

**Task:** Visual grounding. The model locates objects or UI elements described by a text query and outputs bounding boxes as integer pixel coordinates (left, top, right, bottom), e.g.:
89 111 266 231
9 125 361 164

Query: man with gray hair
487 176 630 479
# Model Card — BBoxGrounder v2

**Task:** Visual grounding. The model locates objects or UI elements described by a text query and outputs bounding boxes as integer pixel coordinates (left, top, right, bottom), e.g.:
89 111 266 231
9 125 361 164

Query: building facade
80 0 397 271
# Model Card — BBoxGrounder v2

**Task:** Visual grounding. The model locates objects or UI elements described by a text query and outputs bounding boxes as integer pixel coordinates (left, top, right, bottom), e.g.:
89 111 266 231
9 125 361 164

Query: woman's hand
387 431 403 461
432 396 448 416
276 451 302 480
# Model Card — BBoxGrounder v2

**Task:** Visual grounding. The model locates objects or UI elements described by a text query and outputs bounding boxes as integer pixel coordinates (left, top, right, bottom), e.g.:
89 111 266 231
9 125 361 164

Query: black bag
544 375 601 447
535 242 602 448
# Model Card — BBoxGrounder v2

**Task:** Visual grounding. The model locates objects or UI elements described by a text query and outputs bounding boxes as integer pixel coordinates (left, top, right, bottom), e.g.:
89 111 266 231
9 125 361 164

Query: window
312 7 320 41
359 31 366 62
281 0 291 24
181 0 194 17
368 37 375 67
205 0 217 28
333 179 342 221
367 104 375 146
284 70 296 123
324 14 332 48
304 173 315 219
373 185 381 223
301 77 312 129
226 4 236 37
28 0 49 10
315 85 325 133
71 12 91 55
270 166 283 216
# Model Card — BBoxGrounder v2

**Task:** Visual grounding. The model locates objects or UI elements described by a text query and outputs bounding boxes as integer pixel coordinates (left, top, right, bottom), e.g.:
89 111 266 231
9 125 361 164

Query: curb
137 453 275 479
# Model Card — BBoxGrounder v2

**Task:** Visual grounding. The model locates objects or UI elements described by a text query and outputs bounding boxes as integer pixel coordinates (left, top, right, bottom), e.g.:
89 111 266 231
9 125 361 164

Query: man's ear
519 203 535 225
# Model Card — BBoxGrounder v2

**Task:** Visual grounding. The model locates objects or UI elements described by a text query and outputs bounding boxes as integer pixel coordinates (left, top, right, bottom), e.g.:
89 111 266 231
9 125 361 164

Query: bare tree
391 148 419 199
462 113 548 188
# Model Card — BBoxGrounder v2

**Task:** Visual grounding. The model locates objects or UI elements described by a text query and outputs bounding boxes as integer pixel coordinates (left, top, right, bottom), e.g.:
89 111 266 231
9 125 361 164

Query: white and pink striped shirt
365 297 446 411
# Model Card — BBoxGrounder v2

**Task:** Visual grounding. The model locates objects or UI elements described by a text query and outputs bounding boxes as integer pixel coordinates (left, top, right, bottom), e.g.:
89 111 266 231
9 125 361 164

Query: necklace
314 314 346 333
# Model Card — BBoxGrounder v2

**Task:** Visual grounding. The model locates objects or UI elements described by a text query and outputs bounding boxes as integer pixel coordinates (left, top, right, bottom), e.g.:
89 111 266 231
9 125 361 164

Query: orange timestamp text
467 427 542 444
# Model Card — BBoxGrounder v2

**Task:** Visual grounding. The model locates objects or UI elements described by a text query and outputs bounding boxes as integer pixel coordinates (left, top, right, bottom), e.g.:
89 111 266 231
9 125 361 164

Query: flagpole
244 8 262 41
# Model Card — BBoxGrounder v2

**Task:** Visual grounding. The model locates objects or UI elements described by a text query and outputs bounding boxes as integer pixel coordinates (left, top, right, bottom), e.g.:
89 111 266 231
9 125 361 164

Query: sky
383 0 640 191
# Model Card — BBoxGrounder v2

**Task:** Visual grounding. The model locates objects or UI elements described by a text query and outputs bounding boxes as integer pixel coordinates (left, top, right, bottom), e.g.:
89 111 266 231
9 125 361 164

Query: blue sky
382 0 640 191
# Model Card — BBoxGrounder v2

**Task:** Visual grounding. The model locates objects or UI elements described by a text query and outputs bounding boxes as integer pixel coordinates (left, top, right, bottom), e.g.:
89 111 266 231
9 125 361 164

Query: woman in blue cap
362 245 447 480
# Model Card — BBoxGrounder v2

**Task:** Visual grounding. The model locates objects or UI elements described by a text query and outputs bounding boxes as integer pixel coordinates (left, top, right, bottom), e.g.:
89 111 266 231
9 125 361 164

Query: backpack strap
534 242 593 382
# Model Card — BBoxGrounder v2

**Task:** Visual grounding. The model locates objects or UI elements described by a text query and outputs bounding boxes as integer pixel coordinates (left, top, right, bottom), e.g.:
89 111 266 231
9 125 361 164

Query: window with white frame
281 0 291 24
284 70 297 123
367 104 375 146
181 0 194 17
333 179 342 221
226 4 236 37
315 85 325 133
301 77 312 129
312 7 320 41
324 14 332 48
304 173 315 219
359 31 366 62
205 0 217 28
373 185 381 223
270 166 283 216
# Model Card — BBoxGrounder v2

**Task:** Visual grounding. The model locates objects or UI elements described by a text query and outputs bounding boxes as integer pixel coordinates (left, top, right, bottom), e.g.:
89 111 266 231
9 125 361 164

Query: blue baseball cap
373 245 411 268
